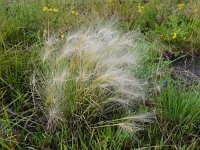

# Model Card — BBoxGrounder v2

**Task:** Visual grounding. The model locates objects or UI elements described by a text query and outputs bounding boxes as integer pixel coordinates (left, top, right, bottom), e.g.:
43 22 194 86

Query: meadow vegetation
0 0 200 149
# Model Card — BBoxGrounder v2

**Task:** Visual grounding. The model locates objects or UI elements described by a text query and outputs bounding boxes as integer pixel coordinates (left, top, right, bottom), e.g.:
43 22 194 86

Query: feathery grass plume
35 23 148 132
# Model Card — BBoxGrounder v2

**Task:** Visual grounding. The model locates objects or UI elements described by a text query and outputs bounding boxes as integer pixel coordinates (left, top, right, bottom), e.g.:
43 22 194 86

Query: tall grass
35 24 148 132
157 79 200 125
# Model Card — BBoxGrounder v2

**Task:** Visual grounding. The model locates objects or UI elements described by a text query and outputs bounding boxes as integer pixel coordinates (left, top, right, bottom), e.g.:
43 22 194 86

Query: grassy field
0 0 200 149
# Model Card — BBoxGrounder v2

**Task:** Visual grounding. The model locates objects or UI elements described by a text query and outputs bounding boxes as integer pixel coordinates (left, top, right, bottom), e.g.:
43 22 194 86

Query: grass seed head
36 24 146 131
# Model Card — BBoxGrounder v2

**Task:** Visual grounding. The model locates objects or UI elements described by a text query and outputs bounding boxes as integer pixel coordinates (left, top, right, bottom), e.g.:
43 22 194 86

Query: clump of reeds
35 24 148 132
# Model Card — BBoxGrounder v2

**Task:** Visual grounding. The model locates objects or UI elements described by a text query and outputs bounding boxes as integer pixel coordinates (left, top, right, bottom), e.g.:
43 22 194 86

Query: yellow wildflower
71 10 75 14
178 3 184 10
71 10 78 16
43 6 48 12
43 6 59 13
52 8 59 13
172 32 177 39
138 3 144 14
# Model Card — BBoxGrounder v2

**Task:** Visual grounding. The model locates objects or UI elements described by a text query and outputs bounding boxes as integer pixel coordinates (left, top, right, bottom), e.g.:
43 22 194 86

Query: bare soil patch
171 55 200 84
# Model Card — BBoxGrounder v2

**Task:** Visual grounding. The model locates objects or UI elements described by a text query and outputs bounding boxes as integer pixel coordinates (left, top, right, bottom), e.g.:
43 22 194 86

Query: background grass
0 0 200 149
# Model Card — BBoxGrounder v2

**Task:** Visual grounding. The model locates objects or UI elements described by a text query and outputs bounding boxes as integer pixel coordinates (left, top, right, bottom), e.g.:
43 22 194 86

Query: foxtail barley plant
35 24 147 133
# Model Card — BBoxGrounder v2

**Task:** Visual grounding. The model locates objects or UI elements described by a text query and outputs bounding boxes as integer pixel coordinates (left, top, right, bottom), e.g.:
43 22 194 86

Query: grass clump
33 24 149 147
144 79 200 149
